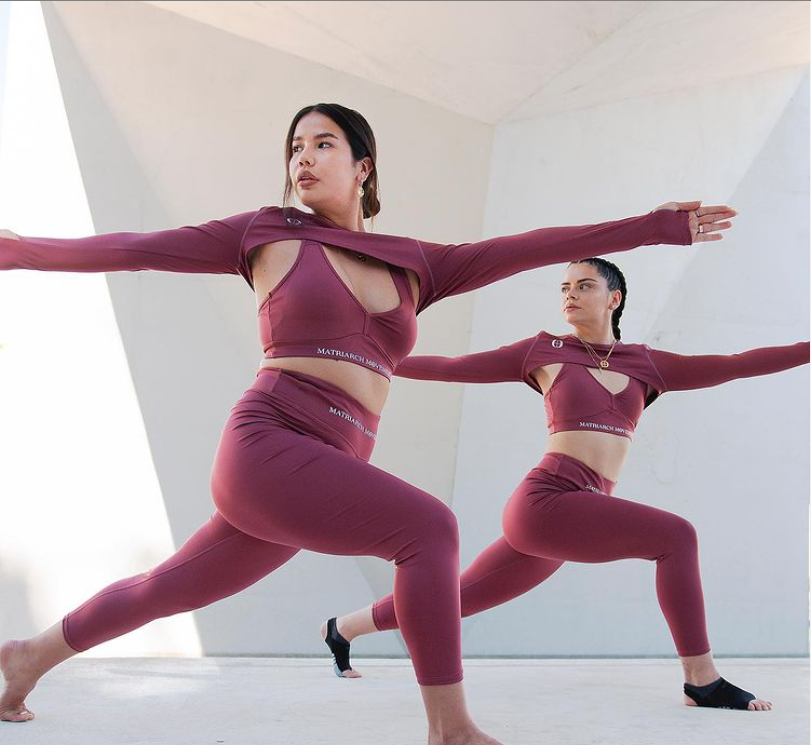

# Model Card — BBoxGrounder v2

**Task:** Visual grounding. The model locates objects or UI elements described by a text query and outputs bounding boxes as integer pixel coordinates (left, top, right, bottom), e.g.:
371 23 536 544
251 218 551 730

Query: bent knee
426 501 460 547
665 515 699 553
396 501 459 564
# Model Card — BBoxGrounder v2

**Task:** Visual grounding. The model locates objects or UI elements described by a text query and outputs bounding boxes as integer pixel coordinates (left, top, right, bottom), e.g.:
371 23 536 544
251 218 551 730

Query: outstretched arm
415 202 735 312
0 211 258 276
394 336 537 384
648 341 810 392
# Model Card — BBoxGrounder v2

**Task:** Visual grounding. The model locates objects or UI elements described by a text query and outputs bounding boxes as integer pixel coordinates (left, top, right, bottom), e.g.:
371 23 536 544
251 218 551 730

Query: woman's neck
307 204 365 233
568 326 616 346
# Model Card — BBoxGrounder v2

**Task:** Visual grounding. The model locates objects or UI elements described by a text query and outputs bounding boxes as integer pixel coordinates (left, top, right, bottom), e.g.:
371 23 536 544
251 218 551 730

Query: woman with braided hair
323 256 809 712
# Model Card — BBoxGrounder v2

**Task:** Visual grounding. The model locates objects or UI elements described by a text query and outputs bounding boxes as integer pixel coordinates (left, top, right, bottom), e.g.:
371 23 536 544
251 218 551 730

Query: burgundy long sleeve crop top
392 331 811 439
1 205 693 377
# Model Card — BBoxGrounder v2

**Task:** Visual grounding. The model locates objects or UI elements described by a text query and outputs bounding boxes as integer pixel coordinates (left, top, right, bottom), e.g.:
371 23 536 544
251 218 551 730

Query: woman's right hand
652 200 737 243
0 229 20 241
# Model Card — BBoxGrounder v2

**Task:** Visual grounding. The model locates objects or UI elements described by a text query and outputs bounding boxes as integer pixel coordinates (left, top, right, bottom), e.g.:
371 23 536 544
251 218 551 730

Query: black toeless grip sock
684 677 757 710
324 617 353 677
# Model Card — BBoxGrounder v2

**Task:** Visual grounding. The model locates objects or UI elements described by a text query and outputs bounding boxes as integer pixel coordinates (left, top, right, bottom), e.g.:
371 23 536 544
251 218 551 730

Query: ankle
2 639 36 676
682 664 721 687
427 723 479 745
19 639 49 677
335 617 357 642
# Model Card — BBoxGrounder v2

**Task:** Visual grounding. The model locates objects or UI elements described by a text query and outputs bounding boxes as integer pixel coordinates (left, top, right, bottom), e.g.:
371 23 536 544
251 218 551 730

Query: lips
297 171 318 184
565 305 580 311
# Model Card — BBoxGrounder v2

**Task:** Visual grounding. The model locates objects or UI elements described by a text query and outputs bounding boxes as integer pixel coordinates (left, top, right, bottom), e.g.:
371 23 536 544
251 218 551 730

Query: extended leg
1 511 300 722
502 485 771 710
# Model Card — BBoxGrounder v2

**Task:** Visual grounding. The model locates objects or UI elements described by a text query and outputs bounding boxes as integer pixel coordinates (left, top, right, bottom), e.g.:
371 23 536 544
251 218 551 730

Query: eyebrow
561 278 598 286
292 132 339 142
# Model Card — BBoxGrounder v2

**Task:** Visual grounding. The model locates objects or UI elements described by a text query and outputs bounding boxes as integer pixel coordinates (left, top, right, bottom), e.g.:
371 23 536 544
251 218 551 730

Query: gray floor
3 657 807 745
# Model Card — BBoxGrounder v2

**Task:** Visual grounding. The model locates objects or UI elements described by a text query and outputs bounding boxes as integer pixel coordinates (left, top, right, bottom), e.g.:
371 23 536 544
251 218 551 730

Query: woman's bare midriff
543 430 630 484
251 239 421 416
531 363 632 484
258 356 392 415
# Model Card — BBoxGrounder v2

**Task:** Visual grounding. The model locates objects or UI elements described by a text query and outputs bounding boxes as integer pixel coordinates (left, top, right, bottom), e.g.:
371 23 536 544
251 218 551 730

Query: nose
294 143 315 167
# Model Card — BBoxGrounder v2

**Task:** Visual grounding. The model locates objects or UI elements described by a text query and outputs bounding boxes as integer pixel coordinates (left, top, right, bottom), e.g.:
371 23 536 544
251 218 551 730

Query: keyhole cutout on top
319 243 401 315
584 366 630 395
250 239 407 316
531 363 631 396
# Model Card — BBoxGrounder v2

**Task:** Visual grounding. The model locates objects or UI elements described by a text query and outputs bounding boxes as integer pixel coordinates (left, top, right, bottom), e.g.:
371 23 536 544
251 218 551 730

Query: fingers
697 212 737 224
698 220 734 233
675 202 737 218
689 204 737 243
697 206 737 218
693 232 723 242
694 217 735 240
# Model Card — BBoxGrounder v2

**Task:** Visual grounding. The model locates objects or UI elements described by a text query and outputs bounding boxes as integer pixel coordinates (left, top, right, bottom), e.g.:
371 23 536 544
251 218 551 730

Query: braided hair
569 257 627 340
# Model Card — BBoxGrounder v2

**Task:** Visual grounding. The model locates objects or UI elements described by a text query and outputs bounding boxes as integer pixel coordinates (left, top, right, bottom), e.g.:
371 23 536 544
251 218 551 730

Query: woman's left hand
653 200 737 242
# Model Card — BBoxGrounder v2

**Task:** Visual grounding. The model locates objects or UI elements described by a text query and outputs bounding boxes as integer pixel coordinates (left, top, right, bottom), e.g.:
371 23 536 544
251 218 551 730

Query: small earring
358 184 365 198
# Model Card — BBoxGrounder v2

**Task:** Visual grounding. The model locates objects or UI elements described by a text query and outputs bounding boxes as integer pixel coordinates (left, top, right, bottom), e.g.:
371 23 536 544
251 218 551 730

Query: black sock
684 677 723 696
683 676 756 710
324 617 353 675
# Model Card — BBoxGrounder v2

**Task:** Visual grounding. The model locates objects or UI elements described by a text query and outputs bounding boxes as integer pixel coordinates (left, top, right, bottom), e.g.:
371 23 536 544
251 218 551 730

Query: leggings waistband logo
328 406 377 440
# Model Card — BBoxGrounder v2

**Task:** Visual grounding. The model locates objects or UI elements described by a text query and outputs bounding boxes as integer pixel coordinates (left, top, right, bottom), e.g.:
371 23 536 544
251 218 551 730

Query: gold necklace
580 343 604 370
576 336 618 370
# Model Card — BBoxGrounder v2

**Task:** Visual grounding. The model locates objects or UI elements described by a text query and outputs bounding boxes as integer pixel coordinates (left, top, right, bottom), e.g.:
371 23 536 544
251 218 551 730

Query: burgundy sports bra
542 362 648 439
258 240 418 379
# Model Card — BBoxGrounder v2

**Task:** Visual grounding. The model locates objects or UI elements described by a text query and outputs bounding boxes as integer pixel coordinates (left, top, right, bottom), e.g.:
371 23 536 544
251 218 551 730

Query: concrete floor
3 657 806 745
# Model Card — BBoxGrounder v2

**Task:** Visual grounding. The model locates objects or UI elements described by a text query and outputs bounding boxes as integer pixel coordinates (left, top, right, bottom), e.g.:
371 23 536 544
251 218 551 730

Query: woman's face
559 262 620 328
289 111 371 216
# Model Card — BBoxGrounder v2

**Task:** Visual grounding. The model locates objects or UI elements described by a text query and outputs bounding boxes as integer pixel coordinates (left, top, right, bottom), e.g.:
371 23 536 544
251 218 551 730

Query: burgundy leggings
62 367 463 686
372 451 711 658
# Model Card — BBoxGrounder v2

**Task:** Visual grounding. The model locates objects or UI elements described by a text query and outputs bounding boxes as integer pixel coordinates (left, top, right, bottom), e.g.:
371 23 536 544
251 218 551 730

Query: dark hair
283 103 380 223
569 257 627 340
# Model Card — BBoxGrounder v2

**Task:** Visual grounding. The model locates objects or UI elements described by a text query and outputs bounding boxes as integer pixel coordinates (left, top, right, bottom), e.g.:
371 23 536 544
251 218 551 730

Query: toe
1 709 34 722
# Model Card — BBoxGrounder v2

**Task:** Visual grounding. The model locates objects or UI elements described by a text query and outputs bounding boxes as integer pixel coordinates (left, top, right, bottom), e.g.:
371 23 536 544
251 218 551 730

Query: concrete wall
451 66 810 655
1 0 490 657
1 0 807 658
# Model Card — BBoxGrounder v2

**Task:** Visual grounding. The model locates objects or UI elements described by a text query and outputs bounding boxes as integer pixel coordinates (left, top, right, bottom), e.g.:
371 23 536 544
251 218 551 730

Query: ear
359 156 374 181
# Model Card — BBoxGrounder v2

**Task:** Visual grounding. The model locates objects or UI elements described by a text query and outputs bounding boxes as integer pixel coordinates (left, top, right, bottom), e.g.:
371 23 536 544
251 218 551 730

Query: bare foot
427 727 505 745
319 619 361 679
0 641 38 722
